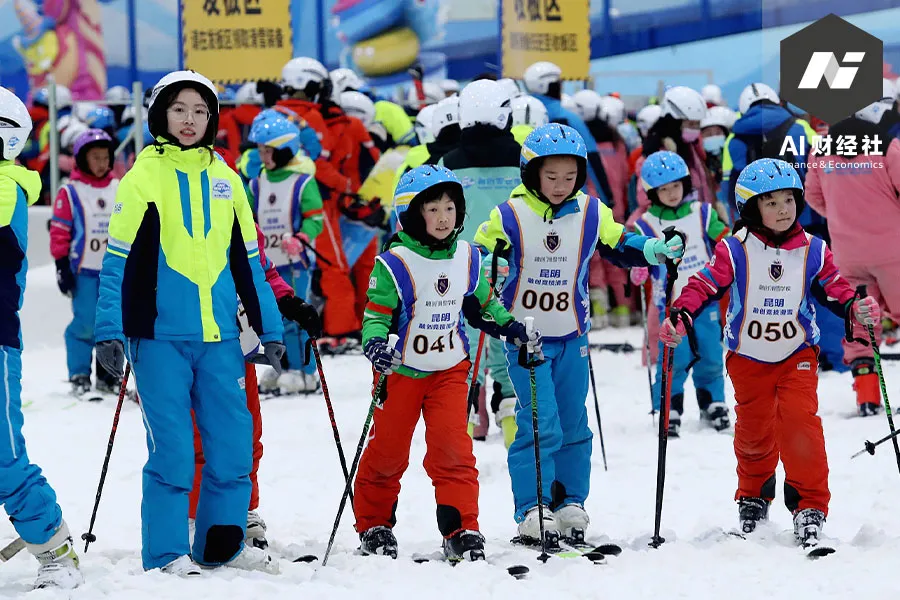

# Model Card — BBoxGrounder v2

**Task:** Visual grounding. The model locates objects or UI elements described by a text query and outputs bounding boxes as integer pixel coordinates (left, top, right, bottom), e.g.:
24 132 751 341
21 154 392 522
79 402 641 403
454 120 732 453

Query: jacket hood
0 161 42 206
732 103 795 135
69 166 115 188
140 138 217 171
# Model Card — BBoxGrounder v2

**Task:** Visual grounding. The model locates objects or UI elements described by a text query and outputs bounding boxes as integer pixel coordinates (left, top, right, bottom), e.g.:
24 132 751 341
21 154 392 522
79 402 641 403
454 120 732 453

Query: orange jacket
277 98 352 196
323 108 381 191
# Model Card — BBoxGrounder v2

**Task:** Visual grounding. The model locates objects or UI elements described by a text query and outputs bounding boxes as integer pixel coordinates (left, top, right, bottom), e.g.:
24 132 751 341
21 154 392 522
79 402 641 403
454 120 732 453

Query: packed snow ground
5 263 900 599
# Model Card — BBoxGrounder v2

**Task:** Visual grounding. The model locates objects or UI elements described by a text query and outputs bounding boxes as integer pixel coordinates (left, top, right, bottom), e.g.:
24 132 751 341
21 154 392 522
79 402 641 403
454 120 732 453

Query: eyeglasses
167 105 210 123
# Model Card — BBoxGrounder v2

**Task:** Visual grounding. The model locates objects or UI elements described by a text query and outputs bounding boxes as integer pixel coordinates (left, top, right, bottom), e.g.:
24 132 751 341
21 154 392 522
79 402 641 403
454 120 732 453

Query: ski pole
639 282 655 419
587 357 607 471
310 338 354 503
82 362 132 552
523 316 551 562
851 427 900 459
650 227 685 549
856 285 900 476
322 334 398 566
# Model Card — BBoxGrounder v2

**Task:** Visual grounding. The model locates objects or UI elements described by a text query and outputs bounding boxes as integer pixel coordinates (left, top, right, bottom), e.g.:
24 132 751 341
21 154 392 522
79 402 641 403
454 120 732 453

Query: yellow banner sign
182 0 293 84
501 0 591 80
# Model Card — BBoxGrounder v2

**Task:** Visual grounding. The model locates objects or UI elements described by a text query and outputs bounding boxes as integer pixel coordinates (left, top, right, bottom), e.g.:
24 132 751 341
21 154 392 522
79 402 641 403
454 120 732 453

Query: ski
410 550 529 579
510 535 607 564
589 342 636 354
561 537 623 557
0 537 24 562
803 544 836 559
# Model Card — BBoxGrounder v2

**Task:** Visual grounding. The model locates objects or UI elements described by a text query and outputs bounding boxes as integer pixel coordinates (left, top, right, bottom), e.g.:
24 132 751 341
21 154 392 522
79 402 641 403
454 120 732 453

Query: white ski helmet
340 91 376 128
601 95 626 126
572 89 603 122
458 79 512 130
122 104 148 125
738 82 779 114
281 57 329 95
523 61 561 95
432 94 460 136
414 104 438 144
148 70 219 145
855 78 897 124
0 86 32 161
661 86 706 121
439 79 460 95
700 105 737 131
406 82 444 107
105 85 131 104
235 81 264 105
701 83 724 107
635 104 662 137
560 93 577 114
73 102 98 123
497 78 524 100
60 118 89 150
511 95 549 128
330 68 365 95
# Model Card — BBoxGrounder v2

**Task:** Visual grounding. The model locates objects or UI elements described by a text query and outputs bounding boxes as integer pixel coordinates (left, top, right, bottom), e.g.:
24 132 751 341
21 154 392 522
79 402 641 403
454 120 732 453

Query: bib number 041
413 330 456 354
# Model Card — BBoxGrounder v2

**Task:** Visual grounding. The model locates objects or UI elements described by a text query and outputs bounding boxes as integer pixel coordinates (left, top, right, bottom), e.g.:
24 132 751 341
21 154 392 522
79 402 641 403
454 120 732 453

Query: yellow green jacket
512 124 533 145
95 144 283 344
375 100 416 146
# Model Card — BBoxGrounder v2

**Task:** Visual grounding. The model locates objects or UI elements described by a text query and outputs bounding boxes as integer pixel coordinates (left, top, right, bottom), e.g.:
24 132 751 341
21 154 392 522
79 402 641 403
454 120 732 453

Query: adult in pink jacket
805 104 900 417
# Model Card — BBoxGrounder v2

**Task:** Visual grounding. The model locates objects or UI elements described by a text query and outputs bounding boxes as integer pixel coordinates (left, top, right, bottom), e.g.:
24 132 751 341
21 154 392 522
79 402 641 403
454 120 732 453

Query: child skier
631 151 730 436
50 128 120 398
0 85 82 589
474 124 684 543
248 112 325 395
661 158 880 545
355 165 539 560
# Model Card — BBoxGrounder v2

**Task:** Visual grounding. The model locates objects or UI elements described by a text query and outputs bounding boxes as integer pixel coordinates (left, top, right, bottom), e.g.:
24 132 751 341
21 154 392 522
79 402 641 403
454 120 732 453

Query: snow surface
6 262 900 599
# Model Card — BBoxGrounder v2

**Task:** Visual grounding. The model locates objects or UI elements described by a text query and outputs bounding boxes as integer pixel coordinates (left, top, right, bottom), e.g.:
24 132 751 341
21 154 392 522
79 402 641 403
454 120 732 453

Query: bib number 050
747 320 798 342
521 290 569 312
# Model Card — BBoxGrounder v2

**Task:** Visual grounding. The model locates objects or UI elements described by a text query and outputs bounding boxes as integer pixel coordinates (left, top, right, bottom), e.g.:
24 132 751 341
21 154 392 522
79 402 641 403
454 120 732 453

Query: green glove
483 254 510 289
642 236 684 266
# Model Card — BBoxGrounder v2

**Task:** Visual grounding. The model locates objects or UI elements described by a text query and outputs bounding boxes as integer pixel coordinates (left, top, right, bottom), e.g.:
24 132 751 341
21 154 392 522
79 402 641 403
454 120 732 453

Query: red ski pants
189 363 261 518
353 360 480 537
727 347 830 515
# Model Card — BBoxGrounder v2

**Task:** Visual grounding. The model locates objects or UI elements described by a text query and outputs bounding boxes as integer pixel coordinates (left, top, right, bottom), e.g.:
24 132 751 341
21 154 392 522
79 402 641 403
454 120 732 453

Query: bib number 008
521 290 569 312
413 330 456 354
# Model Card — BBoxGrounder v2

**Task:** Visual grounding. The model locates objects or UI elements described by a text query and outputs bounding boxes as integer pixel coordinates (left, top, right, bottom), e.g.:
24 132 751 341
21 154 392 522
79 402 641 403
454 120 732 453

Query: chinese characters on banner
182 0 293 83
501 0 590 80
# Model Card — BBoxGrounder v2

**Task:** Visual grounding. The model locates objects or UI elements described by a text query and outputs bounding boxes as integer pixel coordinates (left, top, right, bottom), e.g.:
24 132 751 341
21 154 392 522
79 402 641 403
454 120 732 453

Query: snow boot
703 403 731 431
161 555 202 577
555 503 590 543
69 374 91 397
225 544 280 574
793 508 826 547
246 510 267 549
517 506 559 544
852 358 881 417
443 530 485 562
738 497 770 534
358 525 398 558
27 521 83 590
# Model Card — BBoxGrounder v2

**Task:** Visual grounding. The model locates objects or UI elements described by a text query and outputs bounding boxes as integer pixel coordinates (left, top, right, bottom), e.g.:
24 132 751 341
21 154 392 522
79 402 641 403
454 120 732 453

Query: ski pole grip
856 285 867 299
524 316 534 336
387 333 400 348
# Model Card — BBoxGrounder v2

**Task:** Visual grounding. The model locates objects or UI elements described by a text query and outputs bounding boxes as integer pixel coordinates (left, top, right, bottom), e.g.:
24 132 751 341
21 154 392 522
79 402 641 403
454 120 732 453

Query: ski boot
852 358 881 417
737 497 770 534
27 521 83 590
443 530 486 562
258 368 281 396
667 393 684 437
793 508 825 548
492 388 518 450
69 374 91 397
703 403 731 431
301 371 321 395
226 544 280 574
161 555 202 577
246 510 268 549
555 503 590 544
517 505 559 546
610 305 631 328
590 289 609 329
359 525 398 558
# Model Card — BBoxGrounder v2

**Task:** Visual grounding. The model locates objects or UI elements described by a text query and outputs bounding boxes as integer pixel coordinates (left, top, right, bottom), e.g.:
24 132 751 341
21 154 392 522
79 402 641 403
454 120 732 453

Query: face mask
681 128 701 143
703 135 725 153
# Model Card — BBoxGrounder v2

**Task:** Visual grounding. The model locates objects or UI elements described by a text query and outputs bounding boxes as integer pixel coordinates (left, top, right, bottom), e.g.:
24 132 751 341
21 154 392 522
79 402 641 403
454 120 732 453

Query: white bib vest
724 231 822 363
500 195 600 339
255 173 309 267
379 242 478 372
66 180 117 271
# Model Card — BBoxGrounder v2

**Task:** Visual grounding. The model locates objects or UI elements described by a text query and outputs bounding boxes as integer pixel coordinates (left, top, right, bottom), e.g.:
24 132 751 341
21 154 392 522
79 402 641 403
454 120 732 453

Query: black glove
407 62 424 81
278 296 323 339
95 340 125 380
364 337 402 375
264 342 286 375
55 257 75 296
499 321 544 367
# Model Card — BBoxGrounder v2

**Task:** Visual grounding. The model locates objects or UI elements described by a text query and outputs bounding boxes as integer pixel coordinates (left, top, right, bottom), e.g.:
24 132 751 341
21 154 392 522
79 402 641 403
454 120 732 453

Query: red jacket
277 98 353 196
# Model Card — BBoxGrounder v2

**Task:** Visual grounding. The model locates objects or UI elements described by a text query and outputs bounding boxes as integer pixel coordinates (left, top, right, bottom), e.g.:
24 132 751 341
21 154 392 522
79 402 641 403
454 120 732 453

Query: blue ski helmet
84 106 116 131
734 158 804 217
520 123 587 201
248 115 301 154
393 165 465 246
641 151 689 191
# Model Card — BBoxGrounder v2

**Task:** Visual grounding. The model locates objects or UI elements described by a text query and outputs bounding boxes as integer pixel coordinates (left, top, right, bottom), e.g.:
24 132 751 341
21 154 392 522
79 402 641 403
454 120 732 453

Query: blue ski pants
65 272 101 380
127 338 252 570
